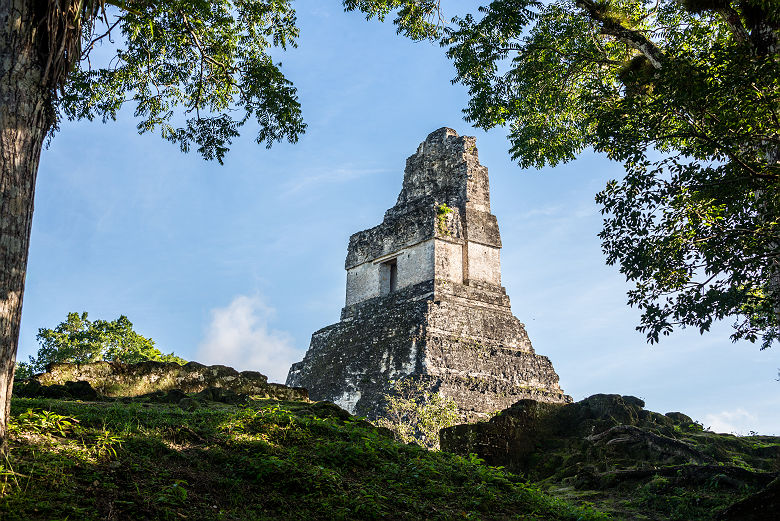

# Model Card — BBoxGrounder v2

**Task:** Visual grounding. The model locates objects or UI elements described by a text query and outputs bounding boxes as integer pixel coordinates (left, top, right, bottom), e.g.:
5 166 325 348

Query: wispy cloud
281 167 388 196
511 202 596 222
703 408 758 435
514 204 565 220
196 295 302 383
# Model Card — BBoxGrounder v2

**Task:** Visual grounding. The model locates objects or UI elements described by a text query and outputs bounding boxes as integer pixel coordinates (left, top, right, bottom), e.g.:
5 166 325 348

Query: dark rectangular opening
389 259 397 293
380 257 399 296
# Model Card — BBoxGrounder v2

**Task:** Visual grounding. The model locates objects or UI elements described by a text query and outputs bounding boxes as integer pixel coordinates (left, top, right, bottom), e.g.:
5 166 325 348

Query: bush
17 312 185 377
375 379 459 449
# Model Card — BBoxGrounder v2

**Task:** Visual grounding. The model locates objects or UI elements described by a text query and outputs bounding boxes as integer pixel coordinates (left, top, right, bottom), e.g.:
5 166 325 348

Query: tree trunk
0 0 52 448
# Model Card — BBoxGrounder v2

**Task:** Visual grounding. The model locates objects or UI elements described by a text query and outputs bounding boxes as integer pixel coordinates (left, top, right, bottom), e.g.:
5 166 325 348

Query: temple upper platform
344 128 502 307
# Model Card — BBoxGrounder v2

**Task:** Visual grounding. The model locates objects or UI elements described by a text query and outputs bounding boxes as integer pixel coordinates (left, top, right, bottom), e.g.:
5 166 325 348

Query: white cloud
281 167 388 196
703 408 758 435
196 295 302 383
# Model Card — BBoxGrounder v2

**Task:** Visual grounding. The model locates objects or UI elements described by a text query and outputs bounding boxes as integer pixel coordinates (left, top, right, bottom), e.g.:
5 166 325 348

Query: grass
0 398 609 521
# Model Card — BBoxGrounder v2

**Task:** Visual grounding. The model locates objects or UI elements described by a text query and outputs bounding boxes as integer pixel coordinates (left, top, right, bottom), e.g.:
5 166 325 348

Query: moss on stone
31 361 308 402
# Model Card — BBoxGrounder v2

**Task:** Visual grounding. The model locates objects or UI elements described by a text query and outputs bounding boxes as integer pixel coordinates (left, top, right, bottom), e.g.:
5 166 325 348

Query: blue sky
20 2 780 434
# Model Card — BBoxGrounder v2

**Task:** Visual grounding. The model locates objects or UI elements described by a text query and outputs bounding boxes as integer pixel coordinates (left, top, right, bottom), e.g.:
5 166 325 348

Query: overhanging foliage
346 0 780 347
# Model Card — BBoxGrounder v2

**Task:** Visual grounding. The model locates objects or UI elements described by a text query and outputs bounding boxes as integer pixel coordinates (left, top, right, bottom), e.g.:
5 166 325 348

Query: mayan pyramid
287 128 570 420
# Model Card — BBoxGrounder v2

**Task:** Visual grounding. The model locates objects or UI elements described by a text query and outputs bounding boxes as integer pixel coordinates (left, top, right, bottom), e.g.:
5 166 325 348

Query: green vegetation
0 397 608 521
436 203 453 236
376 379 459 449
346 0 780 348
1 0 305 442
16 312 185 378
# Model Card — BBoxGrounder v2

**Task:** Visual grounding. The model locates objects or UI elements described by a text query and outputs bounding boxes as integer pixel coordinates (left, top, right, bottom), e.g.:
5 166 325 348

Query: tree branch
575 0 665 69
717 6 750 43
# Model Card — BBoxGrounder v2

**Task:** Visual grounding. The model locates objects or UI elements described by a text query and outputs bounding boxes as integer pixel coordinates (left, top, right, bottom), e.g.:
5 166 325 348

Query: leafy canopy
50 0 306 163
346 0 780 348
16 312 185 378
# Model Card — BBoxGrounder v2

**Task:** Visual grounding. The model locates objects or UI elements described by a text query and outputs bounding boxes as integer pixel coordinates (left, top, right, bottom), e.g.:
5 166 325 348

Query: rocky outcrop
718 477 780 521
440 394 780 520
26 361 309 402
288 128 569 421
14 379 100 401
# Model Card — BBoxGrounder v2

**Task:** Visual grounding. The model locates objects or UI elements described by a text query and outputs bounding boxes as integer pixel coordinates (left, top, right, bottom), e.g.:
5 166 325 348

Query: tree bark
0 0 52 448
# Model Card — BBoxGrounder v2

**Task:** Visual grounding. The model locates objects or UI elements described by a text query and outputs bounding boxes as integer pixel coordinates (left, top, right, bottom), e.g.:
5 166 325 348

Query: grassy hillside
0 396 608 521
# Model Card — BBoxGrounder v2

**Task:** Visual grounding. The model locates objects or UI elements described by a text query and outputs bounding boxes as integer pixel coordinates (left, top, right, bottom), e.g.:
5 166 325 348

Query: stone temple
287 128 570 420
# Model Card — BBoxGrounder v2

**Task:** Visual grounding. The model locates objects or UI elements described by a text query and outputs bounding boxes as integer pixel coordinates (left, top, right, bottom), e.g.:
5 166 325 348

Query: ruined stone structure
287 128 570 420
34 361 309 402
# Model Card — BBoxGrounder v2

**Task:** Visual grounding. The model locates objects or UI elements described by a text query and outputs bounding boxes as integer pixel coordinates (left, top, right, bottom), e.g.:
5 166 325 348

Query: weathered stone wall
464 208 501 247
346 239 435 306
434 239 464 283
35 361 309 402
396 128 490 213
345 204 435 270
289 281 433 414
465 242 501 285
288 128 570 421
344 127 502 308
